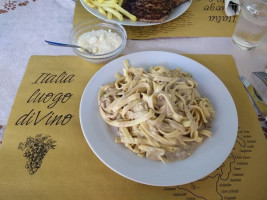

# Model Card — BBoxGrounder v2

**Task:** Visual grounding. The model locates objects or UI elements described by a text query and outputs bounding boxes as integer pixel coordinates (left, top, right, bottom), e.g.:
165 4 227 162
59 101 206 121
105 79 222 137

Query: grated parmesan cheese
77 29 122 55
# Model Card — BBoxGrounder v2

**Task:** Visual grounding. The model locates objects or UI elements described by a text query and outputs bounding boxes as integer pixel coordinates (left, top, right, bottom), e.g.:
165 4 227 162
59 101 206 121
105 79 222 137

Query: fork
253 72 267 87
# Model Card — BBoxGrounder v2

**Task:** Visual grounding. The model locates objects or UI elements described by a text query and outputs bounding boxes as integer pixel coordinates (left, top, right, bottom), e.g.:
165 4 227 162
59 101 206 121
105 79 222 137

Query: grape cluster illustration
18 134 56 175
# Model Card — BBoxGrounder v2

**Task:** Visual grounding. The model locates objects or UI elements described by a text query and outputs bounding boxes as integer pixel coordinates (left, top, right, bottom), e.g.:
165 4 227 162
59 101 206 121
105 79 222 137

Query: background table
0 0 267 144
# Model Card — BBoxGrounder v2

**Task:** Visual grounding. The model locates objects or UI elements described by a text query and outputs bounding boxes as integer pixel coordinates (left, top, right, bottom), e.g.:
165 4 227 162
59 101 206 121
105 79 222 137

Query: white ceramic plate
79 51 238 186
80 0 192 26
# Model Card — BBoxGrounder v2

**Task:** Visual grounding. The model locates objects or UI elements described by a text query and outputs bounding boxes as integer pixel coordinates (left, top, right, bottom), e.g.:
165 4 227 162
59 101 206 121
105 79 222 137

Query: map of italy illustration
163 127 254 200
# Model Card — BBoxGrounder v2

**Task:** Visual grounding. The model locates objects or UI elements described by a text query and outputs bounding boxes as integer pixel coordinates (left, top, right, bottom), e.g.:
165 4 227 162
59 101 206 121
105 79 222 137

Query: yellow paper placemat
73 0 238 39
0 54 266 199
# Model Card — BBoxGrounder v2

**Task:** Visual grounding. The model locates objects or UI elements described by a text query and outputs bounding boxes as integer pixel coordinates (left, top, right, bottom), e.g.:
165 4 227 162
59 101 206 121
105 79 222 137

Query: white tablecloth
0 0 267 143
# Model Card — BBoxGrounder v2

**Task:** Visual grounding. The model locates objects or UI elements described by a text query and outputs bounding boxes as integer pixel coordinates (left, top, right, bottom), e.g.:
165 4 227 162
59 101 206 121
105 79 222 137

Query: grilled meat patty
122 0 188 23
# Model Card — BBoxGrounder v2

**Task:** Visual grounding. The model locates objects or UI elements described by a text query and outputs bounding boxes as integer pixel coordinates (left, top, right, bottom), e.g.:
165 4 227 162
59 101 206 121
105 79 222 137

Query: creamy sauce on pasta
164 141 202 162
98 60 215 162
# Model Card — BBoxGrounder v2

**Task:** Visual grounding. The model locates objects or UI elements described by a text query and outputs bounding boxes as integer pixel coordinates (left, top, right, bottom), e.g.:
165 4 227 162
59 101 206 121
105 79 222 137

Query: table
1 1 267 199
0 1 266 141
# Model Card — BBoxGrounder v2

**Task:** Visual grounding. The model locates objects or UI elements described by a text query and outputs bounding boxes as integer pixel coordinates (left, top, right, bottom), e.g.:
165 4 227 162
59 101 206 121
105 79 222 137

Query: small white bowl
70 19 127 64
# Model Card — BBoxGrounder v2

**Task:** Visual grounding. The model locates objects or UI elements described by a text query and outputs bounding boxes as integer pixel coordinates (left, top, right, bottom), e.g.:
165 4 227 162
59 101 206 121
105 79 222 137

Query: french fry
83 0 137 22
84 0 95 8
106 0 119 3
107 11 113 19
93 2 115 8
118 0 123 6
103 7 123 21
98 7 107 16
115 4 137 21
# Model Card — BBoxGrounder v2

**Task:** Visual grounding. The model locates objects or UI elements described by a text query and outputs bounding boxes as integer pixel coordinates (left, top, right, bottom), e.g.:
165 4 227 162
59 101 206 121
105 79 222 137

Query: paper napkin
225 0 241 16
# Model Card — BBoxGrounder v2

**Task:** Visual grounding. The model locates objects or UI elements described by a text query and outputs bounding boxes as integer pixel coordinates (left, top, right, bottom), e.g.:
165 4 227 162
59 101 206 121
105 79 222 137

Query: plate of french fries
80 0 192 26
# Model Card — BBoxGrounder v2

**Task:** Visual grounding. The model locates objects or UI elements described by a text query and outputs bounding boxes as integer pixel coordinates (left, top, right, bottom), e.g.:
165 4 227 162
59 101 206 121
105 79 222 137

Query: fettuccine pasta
98 60 215 162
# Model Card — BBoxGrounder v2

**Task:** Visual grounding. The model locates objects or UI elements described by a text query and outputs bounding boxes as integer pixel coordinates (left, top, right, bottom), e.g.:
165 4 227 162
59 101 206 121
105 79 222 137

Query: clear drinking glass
232 0 267 50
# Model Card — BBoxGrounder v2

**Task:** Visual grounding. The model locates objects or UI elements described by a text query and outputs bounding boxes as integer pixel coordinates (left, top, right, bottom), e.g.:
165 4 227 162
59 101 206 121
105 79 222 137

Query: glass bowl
70 19 127 64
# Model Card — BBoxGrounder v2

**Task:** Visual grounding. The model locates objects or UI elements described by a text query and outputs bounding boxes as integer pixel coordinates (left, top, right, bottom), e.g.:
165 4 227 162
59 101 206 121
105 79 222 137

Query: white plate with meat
80 0 192 26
